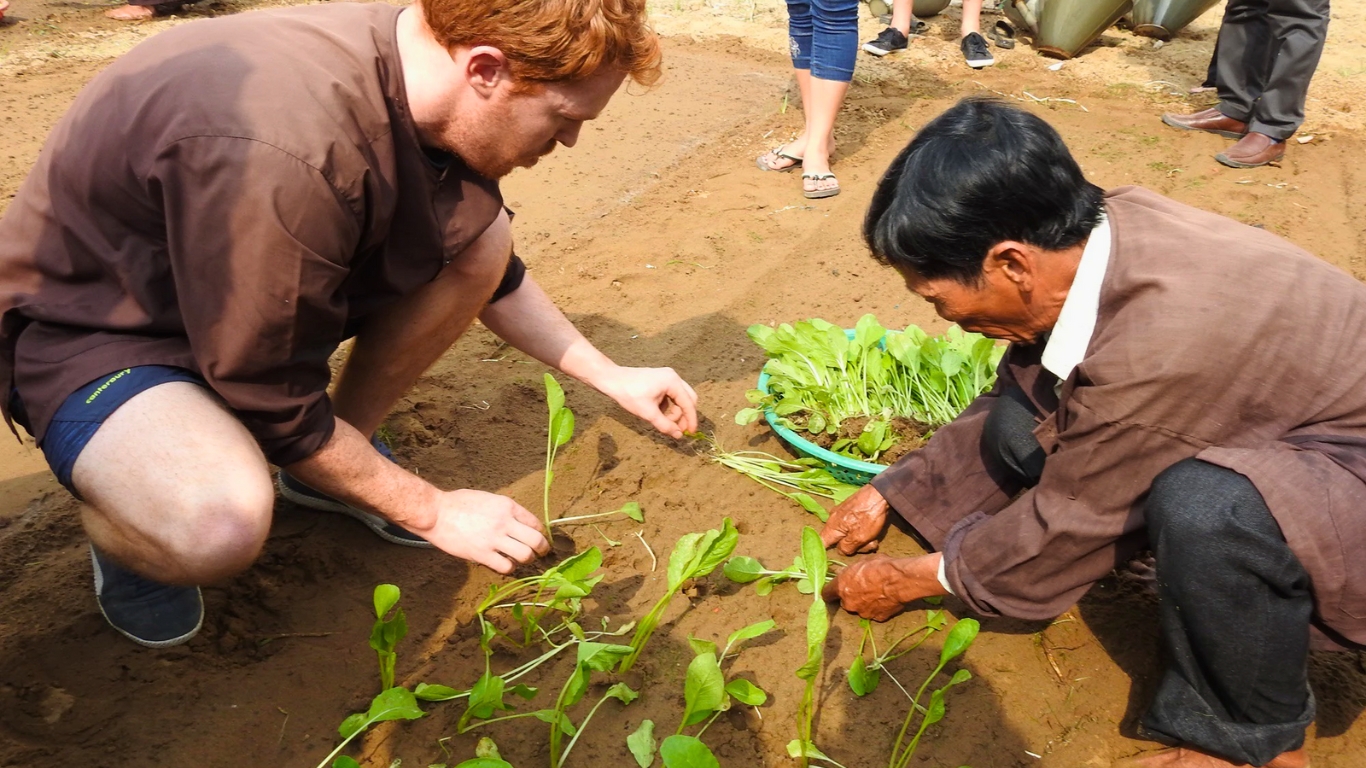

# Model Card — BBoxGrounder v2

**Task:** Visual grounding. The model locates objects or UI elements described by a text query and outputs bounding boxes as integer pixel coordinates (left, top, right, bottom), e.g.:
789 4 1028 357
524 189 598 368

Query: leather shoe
1161 108 1248 139
1215 132 1286 169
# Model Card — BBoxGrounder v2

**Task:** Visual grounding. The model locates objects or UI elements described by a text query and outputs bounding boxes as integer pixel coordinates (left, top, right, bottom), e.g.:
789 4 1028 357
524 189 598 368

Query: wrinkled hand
820 483 890 555
822 554 944 622
414 490 551 574
593 365 699 439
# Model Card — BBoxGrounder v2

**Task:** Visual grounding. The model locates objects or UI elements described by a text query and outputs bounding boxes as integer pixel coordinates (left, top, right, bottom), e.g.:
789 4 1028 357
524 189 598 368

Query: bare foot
104 4 155 20
0 0 9 20
1114 746 1309 768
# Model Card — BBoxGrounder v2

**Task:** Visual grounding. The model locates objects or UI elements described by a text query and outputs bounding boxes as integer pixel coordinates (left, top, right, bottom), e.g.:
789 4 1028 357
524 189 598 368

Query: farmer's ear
982 241 1036 292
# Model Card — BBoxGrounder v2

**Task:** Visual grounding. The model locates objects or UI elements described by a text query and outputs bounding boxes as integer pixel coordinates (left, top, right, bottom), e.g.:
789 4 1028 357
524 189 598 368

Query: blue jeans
786 0 859 82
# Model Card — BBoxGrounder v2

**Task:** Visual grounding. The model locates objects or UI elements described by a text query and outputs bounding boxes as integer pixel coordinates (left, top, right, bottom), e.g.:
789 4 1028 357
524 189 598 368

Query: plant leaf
544 373 565 418
414 683 464 702
605 682 640 705
659 735 721 768
621 501 645 522
333 757 362 768
373 584 401 620
466 672 508 719
693 518 739 578
724 678 767 706
785 740 837 762
553 547 603 582
939 619 980 666
366 687 425 722
688 636 719 658
627 720 658 768
735 408 762 425
551 407 575 448
847 655 881 697
666 532 706 589
532 709 577 737
509 684 539 700
722 556 765 584
452 760 512 768
796 599 829 680
475 737 502 759
791 493 829 522
725 619 776 650
682 652 726 725
754 577 775 596
338 712 368 739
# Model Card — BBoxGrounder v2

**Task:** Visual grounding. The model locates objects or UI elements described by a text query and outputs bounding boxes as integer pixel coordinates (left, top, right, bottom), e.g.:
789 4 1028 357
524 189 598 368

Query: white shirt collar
1041 214 1111 382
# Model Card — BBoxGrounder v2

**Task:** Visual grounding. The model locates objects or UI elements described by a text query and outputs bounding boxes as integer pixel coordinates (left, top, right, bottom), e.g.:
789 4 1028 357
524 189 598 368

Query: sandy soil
3 1 1366 767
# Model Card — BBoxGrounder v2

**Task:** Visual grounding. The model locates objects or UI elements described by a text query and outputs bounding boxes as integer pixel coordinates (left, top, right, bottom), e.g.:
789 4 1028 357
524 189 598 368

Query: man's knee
1147 458 1265 544
165 470 271 576
982 387 1046 484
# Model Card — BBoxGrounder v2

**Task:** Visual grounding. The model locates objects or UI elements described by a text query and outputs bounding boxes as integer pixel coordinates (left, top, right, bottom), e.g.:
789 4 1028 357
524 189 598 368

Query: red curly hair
422 0 662 87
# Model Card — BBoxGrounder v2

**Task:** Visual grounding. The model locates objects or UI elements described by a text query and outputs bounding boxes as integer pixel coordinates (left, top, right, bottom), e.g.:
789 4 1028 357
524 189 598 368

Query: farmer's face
446 62 625 179
896 242 1078 345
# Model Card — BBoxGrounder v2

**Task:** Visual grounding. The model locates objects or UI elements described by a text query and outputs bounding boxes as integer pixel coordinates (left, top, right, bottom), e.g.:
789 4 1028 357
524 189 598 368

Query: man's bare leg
73 381 275 585
330 210 512 438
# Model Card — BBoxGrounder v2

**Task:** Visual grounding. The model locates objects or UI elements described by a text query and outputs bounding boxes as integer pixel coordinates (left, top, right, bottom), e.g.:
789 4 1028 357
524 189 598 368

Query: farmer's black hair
863 97 1104 284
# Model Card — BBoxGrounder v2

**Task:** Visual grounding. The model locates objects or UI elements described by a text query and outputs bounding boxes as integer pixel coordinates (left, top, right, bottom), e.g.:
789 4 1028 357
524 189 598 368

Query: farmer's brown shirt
873 186 1366 644
0 3 506 465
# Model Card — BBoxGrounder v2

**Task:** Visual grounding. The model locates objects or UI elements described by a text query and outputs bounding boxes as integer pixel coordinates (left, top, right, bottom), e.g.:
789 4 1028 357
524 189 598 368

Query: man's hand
411 490 551 575
820 483 891 555
592 364 699 439
822 553 947 622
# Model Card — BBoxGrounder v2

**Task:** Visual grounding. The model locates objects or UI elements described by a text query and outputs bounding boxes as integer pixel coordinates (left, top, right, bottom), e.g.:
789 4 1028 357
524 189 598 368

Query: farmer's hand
416 490 551 575
823 553 947 622
593 364 699 439
820 483 890 555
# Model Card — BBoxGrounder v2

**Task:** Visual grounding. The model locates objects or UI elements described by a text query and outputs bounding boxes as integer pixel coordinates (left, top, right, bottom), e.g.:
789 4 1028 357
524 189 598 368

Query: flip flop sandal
802 173 840 200
990 20 1016 49
910 19 928 36
756 145 803 173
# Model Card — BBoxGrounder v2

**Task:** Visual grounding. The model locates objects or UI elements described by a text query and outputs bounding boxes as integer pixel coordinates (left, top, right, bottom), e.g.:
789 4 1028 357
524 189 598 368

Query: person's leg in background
1116 458 1313 768
757 0 816 172
759 0 856 199
1160 1 1263 150
959 0 996 68
863 0 914 57
1217 0 1330 168
799 0 857 198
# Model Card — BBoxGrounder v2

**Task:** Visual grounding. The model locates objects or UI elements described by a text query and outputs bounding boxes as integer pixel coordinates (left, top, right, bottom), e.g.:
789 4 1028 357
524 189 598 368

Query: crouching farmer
821 97 1365 768
0 0 697 648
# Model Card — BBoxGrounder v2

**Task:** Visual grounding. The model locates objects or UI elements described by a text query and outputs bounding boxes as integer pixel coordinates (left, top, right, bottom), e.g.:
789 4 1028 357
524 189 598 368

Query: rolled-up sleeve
152 136 361 465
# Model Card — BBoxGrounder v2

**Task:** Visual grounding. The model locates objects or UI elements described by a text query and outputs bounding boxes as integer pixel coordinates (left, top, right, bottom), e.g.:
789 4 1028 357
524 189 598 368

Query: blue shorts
8 365 204 496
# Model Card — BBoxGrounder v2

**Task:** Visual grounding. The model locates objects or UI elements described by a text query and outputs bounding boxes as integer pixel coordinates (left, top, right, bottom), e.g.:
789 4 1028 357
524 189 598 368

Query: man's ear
983 241 1035 292
464 45 511 97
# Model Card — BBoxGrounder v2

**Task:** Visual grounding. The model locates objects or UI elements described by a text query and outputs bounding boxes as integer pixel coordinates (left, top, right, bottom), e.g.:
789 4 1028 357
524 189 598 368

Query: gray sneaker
276 436 433 548
90 545 203 648
961 31 996 68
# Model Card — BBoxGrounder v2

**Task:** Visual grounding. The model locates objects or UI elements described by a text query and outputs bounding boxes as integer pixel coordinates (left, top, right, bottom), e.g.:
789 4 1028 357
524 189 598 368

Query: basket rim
755 328 888 478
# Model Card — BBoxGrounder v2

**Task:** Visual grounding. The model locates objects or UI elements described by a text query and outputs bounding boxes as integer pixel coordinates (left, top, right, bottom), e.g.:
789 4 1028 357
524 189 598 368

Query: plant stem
558 690 621 768
694 709 725 739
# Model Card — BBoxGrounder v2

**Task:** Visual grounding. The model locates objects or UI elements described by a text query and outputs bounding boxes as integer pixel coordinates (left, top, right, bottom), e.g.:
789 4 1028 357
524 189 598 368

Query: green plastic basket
755 329 887 486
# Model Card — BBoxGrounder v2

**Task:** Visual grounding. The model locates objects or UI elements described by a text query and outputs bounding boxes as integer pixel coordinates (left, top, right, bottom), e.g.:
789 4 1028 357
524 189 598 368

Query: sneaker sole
861 44 898 56
965 57 996 68
90 546 203 649
276 474 435 549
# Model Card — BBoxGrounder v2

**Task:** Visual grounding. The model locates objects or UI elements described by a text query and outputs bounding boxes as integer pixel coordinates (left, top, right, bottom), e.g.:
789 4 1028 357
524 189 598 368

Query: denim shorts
8 365 204 496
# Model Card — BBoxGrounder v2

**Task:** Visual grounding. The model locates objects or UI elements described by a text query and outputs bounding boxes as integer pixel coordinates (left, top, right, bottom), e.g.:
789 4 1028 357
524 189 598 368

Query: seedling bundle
738 315 1003 465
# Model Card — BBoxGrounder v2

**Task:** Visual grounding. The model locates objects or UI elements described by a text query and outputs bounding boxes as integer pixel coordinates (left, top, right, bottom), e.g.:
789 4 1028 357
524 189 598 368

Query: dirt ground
3 1 1366 767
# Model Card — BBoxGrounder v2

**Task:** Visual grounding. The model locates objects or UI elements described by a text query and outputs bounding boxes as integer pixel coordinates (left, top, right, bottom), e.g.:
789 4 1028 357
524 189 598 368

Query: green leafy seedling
786 740 850 768
723 554 837 596
794 527 831 768
628 719 659 768
620 518 740 672
887 618 980 768
658 735 722 768
317 687 425 768
543 373 576 530
551 501 646 527
370 584 407 692
847 611 948 697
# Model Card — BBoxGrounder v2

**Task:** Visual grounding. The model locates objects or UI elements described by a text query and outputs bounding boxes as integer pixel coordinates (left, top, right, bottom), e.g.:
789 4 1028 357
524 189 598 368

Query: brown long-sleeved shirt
0 3 514 465
873 187 1366 644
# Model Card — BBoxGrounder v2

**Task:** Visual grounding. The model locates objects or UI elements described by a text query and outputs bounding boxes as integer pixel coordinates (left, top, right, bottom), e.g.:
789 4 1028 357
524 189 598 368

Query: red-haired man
0 0 691 648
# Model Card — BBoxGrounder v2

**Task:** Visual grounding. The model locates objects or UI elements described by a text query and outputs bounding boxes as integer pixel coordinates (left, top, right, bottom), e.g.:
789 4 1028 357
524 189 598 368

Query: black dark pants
983 388 1314 765
1214 0 1330 141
